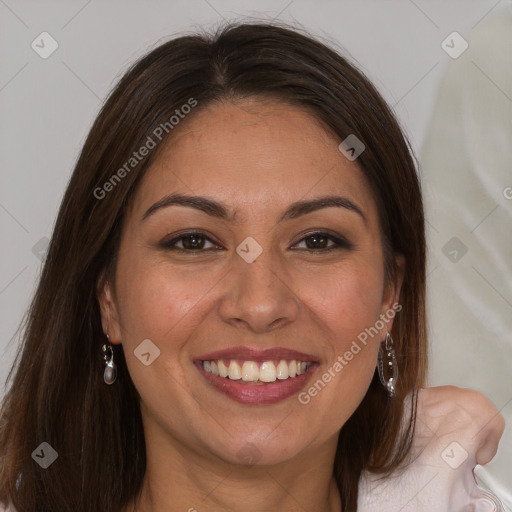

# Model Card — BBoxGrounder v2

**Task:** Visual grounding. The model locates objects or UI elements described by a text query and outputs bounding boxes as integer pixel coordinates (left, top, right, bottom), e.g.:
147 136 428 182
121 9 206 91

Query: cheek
113 256 219 410
303 258 385 344
114 255 217 349
296 258 384 410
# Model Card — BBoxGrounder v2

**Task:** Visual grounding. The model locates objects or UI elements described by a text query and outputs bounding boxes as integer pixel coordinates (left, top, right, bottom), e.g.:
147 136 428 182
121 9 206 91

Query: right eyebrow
142 193 234 222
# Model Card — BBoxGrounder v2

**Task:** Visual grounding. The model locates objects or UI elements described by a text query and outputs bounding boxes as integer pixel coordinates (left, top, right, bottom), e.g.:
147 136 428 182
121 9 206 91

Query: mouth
193 347 319 405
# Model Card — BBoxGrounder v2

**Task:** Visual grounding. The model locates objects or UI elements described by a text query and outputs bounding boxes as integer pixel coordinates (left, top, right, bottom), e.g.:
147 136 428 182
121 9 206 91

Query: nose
218 244 300 334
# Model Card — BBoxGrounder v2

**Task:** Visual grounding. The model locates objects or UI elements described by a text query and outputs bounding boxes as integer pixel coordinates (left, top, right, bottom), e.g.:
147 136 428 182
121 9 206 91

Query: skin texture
99 98 405 512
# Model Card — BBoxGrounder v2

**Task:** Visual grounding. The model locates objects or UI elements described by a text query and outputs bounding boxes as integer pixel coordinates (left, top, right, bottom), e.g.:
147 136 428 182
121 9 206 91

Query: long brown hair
0 21 427 512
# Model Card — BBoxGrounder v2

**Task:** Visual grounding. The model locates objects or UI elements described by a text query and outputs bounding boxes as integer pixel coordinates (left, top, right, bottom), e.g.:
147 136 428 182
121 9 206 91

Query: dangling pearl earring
102 333 117 385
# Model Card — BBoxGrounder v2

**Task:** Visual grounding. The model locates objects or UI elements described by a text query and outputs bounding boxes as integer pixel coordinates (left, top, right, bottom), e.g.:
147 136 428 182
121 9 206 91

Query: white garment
0 386 506 511
358 386 507 511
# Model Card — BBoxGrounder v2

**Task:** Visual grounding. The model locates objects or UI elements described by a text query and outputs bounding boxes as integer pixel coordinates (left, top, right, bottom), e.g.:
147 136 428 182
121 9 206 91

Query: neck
124 422 342 512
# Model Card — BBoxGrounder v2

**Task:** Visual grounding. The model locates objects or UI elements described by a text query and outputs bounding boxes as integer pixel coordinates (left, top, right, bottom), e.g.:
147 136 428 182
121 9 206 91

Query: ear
379 253 405 337
97 274 123 345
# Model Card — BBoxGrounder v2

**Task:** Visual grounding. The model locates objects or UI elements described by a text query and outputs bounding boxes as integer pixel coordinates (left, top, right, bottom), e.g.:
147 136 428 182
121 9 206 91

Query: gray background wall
1 0 511 507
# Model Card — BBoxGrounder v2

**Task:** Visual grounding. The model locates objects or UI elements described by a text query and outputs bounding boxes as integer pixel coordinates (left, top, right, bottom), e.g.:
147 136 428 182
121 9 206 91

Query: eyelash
160 230 353 253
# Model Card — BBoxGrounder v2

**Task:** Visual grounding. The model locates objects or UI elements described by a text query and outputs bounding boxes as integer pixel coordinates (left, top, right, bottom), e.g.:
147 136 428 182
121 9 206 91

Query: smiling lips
194 347 318 404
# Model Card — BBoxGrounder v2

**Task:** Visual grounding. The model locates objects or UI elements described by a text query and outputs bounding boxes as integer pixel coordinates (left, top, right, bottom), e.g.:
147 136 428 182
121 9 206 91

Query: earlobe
97 278 123 345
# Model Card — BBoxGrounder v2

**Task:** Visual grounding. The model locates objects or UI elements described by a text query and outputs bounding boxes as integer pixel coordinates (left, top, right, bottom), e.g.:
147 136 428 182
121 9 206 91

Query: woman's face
100 98 403 467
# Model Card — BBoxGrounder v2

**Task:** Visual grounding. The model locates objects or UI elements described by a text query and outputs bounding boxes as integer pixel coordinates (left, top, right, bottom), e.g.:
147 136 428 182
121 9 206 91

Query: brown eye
161 232 219 251
303 233 330 249
292 232 353 251
179 234 207 250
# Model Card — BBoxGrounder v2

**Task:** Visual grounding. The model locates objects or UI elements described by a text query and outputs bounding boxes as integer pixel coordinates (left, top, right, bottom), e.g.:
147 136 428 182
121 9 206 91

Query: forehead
132 98 378 223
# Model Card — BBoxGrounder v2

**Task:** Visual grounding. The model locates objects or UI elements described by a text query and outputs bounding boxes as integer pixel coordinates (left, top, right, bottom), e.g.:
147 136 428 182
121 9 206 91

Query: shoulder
414 386 505 466
358 386 506 512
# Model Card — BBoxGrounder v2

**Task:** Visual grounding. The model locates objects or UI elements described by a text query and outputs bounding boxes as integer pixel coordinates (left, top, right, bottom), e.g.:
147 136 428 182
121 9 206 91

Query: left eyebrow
277 196 366 224
141 193 367 225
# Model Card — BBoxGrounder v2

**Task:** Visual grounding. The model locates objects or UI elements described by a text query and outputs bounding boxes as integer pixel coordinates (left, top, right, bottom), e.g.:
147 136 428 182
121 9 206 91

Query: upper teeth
202 360 311 382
